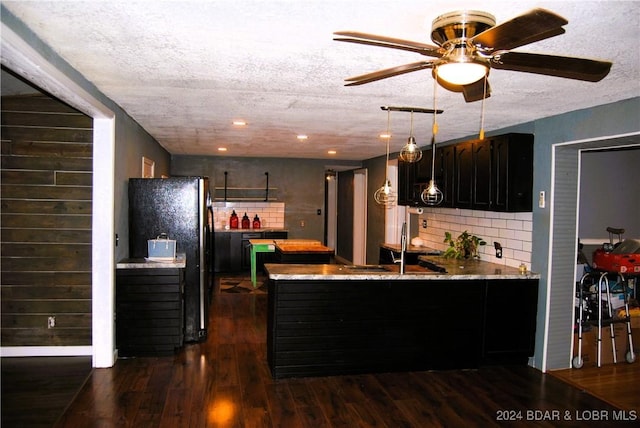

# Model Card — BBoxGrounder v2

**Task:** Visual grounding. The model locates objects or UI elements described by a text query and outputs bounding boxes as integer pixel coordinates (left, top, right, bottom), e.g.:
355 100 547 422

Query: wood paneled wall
1 95 93 347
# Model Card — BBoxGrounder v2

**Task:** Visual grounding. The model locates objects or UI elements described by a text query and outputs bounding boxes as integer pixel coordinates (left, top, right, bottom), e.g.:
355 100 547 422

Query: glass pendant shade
421 179 443 205
399 136 422 163
374 179 397 207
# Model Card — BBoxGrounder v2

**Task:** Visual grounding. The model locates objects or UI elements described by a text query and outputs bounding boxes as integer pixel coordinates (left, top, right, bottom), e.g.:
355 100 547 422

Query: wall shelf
215 171 278 201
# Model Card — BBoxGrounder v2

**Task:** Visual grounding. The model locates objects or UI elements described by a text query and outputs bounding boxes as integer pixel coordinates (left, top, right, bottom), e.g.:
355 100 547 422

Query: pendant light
399 110 422 163
374 109 397 207
421 76 443 206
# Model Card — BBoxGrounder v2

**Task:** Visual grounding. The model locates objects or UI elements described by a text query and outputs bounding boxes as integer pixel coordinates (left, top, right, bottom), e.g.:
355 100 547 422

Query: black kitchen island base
266 265 539 379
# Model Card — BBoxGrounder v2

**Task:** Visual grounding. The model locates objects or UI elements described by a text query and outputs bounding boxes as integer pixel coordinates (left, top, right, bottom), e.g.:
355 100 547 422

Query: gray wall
1 4 171 262
114 114 170 261
170 156 360 241
579 148 640 239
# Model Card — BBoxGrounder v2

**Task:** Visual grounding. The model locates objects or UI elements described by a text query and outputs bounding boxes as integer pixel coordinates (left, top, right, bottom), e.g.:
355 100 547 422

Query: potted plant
443 230 486 259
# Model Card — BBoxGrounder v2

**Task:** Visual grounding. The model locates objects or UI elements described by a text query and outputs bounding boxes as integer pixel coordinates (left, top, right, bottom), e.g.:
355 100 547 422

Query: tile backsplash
212 201 285 230
417 207 533 269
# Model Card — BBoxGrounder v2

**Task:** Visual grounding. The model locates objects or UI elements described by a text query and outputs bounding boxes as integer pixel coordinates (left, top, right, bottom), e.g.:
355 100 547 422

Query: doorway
331 168 367 264
544 133 639 371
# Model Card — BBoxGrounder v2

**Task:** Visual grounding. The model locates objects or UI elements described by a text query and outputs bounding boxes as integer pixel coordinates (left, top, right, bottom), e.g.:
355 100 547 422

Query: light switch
539 191 546 208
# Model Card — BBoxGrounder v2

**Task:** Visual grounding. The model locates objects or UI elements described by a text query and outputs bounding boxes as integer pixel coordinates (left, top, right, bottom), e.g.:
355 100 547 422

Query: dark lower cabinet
213 232 241 272
214 230 288 273
268 277 538 378
116 268 184 357
241 232 263 270
482 279 539 364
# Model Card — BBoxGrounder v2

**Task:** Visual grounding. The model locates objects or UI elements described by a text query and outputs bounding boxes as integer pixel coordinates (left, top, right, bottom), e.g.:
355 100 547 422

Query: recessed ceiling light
232 120 247 126
379 133 391 139
297 134 308 141
218 147 228 152
328 150 337 155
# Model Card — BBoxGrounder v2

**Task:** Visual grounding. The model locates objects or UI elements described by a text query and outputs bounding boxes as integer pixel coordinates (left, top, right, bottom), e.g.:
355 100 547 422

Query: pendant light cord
431 76 438 180
385 109 391 179
479 75 487 140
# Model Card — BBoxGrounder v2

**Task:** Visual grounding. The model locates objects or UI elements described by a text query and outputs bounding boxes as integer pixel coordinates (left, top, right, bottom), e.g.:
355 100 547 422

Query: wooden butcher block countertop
274 240 334 254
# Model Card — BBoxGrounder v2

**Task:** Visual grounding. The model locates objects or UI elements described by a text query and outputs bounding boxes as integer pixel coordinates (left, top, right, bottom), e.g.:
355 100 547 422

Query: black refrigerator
128 177 211 342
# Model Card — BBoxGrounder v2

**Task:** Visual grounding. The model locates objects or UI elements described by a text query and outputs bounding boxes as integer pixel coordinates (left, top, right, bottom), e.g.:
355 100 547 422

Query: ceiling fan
334 8 612 102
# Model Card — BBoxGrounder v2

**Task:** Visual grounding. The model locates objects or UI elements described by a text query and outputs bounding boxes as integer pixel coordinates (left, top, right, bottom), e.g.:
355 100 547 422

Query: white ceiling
2 1 639 161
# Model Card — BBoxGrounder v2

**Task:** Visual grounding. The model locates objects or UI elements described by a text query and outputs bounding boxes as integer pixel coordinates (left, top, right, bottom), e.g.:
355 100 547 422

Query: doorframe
1 20 117 367
542 132 639 371
353 168 367 265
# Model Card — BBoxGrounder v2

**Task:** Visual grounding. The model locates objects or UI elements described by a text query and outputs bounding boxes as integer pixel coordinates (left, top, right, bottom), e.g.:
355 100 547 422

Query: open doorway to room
545 133 639 371
326 168 368 265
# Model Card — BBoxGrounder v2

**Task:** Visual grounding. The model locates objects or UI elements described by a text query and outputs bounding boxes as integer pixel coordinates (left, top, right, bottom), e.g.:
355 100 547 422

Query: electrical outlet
422 219 427 229
47 316 56 329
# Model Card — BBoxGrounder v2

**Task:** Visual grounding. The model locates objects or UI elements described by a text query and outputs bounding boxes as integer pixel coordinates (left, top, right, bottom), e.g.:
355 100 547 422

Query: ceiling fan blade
491 52 612 82
334 31 442 57
345 61 436 86
472 8 568 51
462 79 491 103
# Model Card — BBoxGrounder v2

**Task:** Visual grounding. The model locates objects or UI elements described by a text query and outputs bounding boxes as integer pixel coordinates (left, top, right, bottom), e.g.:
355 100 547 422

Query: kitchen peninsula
266 258 539 379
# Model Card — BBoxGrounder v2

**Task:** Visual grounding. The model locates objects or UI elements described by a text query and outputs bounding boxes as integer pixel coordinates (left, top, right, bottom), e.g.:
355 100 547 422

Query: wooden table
249 239 334 287
273 241 334 264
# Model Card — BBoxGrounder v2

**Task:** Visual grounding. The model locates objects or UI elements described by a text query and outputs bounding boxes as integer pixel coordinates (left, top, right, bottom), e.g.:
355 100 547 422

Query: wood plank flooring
1 356 92 428
3 274 639 427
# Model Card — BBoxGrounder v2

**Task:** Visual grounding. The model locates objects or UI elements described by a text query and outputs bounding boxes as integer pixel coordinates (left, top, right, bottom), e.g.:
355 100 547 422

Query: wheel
572 355 584 369
625 351 636 364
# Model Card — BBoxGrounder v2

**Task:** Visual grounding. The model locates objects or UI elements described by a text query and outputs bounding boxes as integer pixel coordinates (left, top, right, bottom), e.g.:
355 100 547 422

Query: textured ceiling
2 1 639 160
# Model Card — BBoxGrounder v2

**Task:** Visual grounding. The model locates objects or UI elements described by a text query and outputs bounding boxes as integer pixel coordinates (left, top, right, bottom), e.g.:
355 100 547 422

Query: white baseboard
1 346 92 357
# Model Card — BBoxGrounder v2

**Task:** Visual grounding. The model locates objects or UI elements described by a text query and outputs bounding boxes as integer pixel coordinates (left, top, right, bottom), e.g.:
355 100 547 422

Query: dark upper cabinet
472 138 492 210
398 133 533 212
454 141 474 208
435 144 455 207
398 152 428 207
397 157 416 206
492 133 534 212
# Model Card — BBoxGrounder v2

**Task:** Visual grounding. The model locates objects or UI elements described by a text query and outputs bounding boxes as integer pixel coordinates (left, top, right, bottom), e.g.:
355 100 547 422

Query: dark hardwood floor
3 274 639 427
1 356 92 428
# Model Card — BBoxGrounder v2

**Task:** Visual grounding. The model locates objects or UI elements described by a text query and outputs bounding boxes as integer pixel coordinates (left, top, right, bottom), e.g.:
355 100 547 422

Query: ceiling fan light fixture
436 60 488 86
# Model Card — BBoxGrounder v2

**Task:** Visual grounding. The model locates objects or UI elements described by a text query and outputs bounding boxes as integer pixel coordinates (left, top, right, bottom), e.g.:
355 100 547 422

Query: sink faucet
391 222 407 274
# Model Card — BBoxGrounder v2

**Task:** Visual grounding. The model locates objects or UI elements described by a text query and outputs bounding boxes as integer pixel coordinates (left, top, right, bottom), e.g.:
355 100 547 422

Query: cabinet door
229 233 242 272
415 148 433 183
213 232 243 272
213 232 231 273
493 134 534 212
454 141 474 208
241 232 263 270
435 144 455 207
398 159 421 206
482 279 538 364
473 138 492 210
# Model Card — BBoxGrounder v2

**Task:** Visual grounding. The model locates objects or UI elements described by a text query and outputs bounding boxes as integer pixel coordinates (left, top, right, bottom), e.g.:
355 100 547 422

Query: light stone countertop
264 256 539 281
380 243 442 254
213 228 288 233
116 253 186 269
